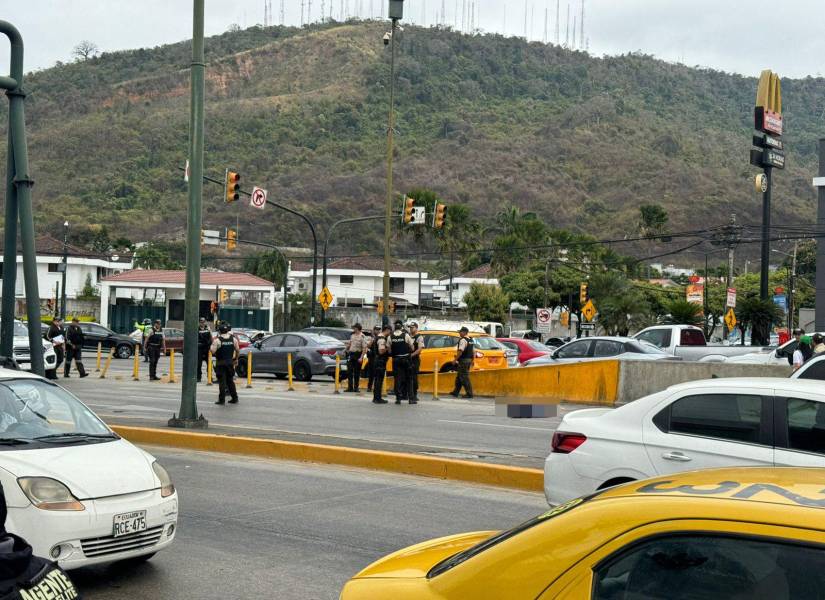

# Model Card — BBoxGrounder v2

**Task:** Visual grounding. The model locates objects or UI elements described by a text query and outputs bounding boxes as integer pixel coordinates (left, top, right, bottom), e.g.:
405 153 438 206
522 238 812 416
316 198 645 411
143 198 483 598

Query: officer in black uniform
45 318 65 380
210 321 239 405
389 320 414 404
197 317 212 382
63 317 88 378
366 326 380 392
450 326 474 398
146 320 165 381
408 322 425 404
372 324 391 404
0 482 81 600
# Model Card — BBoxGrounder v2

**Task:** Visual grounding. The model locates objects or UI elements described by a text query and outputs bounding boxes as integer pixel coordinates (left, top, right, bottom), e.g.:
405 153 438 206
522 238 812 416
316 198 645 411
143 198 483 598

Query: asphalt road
73 446 547 600
59 357 583 468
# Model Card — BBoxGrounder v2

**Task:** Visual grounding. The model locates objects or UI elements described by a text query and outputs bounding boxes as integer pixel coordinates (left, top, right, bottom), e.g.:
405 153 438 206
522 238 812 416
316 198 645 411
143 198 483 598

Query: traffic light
560 311 570 327
579 282 588 305
389 300 397 315
377 299 384 315
226 229 237 251
225 170 241 203
402 197 415 224
219 289 229 303
433 203 446 229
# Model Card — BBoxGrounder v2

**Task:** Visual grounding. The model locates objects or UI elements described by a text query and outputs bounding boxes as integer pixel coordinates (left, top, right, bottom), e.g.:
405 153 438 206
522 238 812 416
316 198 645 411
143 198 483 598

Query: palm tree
243 250 287 287
737 297 783 346
664 300 703 327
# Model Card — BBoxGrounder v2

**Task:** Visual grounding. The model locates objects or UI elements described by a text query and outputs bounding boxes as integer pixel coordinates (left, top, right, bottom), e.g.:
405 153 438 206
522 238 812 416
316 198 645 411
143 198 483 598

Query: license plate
113 510 147 538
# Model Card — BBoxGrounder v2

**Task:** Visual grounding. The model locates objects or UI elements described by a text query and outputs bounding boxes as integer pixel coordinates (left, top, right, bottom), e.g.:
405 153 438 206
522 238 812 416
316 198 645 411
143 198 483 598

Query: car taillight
317 348 337 356
551 432 587 454
475 351 484 359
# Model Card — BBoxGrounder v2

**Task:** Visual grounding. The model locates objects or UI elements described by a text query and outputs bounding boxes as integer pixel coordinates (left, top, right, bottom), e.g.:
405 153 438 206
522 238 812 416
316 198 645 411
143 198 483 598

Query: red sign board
755 107 783 136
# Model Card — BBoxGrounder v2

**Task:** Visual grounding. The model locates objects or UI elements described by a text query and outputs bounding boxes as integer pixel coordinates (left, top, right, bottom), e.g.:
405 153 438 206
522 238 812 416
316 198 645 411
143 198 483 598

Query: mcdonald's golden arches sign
755 70 783 136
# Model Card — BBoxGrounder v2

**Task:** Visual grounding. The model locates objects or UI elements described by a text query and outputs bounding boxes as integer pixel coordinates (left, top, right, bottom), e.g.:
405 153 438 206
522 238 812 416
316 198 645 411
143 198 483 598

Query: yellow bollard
132 347 140 381
433 360 439 400
246 352 253 389
99 349 114 379
334 355 341 394
287 352 294 391
168 349 176 383
207 351 213 385
96 342 102 371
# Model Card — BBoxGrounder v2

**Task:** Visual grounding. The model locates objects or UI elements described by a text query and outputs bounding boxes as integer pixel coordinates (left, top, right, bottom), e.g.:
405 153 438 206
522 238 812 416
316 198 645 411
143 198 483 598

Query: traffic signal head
402 197 415 224
433 203 446 229
227 229 237 251
377 299 384 315
219 289 228 303
225 170 241 203
579 282 588 305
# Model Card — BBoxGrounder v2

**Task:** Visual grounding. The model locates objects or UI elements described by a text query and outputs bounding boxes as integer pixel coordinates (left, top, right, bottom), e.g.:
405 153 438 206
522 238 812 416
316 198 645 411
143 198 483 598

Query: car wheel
116 344 133 359
236 360 247 378
294 361 312 382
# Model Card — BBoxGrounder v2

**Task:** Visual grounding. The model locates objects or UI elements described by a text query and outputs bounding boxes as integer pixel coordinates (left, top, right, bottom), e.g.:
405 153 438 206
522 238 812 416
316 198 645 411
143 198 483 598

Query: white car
544 377 825 505
524 336 677 366
0 368 177 569
725 335 820 365
1 320 58 377
791 354 825 379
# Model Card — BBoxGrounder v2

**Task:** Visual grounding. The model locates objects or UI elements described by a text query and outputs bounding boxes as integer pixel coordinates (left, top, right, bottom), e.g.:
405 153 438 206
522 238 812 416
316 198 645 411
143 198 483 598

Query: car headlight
18 477 85 511
153 461 175 498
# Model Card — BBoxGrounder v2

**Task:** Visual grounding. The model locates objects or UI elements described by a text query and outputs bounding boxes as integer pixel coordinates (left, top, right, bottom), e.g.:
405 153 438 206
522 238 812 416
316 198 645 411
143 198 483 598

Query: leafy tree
286 293 311 329
77 274 99 300
664 300 703 327
588 272 650 336
737 297 783 346
133 242 183 270
464 283 509 324
72 40 99 61
243 250 287 287
638 204 669 238
499 268 549 310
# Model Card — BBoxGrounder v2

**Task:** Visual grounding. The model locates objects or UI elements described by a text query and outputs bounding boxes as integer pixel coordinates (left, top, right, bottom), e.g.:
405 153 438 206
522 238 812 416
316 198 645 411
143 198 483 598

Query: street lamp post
772 244 798 332
60 221 68 320
383 0 403 327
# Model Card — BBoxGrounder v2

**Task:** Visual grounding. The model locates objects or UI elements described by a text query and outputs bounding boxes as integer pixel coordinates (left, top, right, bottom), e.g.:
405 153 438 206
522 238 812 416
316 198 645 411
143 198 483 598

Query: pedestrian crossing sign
318 287 333 311
725 308 737 331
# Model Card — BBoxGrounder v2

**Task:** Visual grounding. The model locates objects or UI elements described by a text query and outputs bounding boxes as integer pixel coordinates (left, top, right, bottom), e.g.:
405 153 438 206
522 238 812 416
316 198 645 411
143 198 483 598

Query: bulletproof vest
215 335 235 363
390 332 409 357
147 329 163 346
198 328 212 348
5 561 80 600
460 336 474 360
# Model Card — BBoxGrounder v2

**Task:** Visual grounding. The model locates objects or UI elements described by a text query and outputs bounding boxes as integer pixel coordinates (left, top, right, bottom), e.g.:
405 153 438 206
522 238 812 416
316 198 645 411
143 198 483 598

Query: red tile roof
292 257 419 273
459 264 494 279
102 269 274 287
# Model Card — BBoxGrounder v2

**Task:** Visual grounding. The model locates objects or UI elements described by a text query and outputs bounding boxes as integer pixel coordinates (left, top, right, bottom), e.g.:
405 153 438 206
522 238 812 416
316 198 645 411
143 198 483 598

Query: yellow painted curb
112 425 543 493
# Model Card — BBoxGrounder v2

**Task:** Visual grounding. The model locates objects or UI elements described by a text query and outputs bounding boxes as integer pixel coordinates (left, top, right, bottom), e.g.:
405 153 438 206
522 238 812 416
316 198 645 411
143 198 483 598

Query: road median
112 425 543 493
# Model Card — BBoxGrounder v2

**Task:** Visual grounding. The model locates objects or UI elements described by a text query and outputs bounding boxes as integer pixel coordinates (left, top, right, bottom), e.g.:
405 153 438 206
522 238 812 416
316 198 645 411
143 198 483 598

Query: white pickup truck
634 324 769 362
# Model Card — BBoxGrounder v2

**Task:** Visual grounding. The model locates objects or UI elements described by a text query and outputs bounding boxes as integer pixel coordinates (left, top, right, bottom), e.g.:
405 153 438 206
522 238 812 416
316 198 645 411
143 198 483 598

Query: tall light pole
383 0 403 327
772 243 798 332
60 221 68 320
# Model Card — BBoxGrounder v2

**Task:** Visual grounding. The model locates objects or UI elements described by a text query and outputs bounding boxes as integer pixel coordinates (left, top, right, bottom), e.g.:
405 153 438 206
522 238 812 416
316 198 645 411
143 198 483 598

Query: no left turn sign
250 187 267 210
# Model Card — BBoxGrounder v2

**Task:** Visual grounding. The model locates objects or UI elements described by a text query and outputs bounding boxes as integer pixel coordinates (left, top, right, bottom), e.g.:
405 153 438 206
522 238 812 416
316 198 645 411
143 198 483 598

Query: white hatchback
0 368 177 569
544 377 825 505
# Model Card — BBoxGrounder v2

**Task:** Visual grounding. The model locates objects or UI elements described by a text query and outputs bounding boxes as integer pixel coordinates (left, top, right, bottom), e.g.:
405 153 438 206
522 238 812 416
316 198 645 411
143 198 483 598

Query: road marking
438 419 556 431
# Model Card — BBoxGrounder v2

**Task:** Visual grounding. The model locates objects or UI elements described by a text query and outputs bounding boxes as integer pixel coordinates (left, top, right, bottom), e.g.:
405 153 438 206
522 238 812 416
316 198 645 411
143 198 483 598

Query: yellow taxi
386 330 508 374
341 467 825 599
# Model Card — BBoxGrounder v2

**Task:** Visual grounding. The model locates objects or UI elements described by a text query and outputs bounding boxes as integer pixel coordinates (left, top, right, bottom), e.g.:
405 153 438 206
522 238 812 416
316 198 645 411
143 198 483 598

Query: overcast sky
1 1 823 78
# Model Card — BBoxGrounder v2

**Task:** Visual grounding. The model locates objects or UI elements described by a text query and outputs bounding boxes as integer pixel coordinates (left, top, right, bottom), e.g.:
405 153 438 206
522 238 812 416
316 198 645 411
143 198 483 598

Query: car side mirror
254 341 262 349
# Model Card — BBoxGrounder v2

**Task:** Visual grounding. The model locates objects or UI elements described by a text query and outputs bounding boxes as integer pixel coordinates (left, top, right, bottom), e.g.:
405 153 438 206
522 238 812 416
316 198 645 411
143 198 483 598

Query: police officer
197 317 212 382
371 324 391 404
211 321 239 405
0 482 81 600
408 322 425 404
64 317 88 378
135 318 152 362
345 323 368 393
389 320 414 404
450 326 474 399
366 325 381 392
146 320 165 381
45 318 65 379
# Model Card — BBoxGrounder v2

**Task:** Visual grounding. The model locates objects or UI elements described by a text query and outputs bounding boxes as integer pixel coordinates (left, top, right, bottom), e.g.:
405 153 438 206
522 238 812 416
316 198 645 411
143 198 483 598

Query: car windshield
527 341 549 352
13 322 28 337
626 340 668 355
0 379 113 442
428 495 596 578
472 337 502 350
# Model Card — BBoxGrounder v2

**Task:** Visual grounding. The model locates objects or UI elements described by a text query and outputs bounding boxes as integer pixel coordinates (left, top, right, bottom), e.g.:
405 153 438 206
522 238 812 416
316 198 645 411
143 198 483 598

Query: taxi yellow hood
353 531 496 579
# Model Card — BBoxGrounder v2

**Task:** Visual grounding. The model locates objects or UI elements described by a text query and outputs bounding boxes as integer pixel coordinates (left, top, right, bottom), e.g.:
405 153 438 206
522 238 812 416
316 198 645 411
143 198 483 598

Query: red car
497 337 552 364
210 330 251 350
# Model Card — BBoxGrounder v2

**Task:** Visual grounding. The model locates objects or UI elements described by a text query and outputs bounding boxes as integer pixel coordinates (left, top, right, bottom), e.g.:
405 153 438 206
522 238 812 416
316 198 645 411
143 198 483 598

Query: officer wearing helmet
146 320 165 381
134 318 153 362
210 321 239 405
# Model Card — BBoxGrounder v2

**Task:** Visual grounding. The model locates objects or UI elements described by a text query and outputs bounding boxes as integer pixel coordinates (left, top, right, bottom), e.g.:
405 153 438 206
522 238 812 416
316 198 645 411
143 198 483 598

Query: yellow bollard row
287 352 294 391
168 349 176 383
132 345 140 381
334 355 341 394
246 352 252 389
99 349 114 379
433 360 440 400
96 342 102 372
207 351 213 386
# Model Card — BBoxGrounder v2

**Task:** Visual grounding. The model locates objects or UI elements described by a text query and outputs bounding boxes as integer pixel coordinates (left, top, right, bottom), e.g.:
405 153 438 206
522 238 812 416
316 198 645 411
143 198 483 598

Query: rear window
680 329 707 346
527 341 549 352
472 337 502 350
626 341 668 355
428 496 594 578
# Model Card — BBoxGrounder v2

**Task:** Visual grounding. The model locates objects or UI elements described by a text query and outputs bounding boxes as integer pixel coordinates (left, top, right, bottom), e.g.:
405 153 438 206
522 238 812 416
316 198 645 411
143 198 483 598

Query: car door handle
662 451 692 462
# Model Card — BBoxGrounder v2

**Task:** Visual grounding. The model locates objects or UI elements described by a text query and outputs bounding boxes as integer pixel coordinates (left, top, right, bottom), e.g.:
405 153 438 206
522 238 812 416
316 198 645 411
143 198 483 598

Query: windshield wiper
35 432 118 442
0 438 31 445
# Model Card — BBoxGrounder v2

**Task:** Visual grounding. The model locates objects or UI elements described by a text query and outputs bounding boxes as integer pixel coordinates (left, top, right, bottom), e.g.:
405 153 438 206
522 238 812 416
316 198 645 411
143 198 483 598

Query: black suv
76 322 137 359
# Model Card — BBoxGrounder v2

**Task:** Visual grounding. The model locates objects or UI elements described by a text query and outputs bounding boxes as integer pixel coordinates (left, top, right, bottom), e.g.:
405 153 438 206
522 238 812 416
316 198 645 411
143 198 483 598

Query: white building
431 264 499 308
289 257 429 307
0 235 133 304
